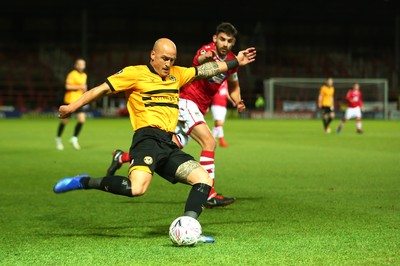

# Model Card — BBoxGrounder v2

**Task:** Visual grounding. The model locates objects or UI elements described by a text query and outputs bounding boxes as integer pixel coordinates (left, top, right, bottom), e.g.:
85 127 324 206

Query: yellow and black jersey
106 64 197 133
64 69 87 104
319 84 335 107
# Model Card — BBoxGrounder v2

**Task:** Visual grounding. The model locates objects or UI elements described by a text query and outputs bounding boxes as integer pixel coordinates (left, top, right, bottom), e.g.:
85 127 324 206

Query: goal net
262 78 389 119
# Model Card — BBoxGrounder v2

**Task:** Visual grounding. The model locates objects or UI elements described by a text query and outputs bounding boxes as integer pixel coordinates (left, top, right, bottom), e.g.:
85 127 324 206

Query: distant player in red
210 80 235 147
337 83 364 134
106 22 246 208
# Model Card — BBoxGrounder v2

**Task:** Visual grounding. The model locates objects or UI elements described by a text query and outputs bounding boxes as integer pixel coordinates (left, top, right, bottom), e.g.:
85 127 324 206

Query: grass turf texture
0 117 399 265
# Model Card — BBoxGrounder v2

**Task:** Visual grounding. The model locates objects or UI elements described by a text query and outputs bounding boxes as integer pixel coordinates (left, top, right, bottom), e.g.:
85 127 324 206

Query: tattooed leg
175 160 211 185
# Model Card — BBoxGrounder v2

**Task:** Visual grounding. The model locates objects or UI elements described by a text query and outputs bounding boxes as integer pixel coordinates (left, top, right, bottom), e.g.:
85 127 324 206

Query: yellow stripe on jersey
64 69 87 104
106 64 197 133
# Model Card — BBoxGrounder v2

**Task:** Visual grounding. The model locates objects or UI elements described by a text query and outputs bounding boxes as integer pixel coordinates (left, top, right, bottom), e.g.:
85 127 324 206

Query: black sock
57 123 65 137
184 183 211 219
100 175 133 197
81 175 133 197
322 118 327 128
80 177 90 187
327 117 332 126
74 122 83 137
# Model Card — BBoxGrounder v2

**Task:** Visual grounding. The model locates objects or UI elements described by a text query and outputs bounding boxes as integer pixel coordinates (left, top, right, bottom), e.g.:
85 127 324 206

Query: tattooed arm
195 47 256 80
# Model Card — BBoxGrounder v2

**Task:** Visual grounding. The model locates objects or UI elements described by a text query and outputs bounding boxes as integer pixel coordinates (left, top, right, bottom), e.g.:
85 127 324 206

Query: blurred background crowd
0 0 398 115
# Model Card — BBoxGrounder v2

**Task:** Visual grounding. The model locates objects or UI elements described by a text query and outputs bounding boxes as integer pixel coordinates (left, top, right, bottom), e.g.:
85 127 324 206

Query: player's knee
193 170 213 186
210 138 217 150
200 137 217 151
185 166 213 186
193 175 212 187
130 186 147 196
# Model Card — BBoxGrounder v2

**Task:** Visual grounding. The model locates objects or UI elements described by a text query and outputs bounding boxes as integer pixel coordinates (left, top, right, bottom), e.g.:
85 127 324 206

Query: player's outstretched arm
195 47 256 80
236 47 257 66
58 82 112 119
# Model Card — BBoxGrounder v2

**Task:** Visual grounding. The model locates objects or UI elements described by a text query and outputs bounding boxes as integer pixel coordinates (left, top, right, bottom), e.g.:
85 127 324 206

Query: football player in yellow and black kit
55 58 87 150
318 77 335 133
53 38 256 242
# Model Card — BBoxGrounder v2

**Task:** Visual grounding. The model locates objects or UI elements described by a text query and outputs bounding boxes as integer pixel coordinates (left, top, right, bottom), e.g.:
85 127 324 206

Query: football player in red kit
337 83 364 134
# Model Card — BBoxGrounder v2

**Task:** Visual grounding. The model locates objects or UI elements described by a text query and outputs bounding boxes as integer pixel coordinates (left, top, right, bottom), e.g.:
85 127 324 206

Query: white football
169 216 202 246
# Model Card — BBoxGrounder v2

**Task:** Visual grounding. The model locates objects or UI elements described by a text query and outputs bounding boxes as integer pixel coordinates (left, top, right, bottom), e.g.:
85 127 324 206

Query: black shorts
321 106 333 114
128 127 195 184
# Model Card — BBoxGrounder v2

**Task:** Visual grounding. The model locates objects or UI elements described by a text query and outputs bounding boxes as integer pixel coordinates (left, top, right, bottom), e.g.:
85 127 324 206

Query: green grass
0 117 399 265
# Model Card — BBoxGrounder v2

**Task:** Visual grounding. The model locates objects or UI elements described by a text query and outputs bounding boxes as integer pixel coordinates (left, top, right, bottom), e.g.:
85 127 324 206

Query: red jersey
211 80 228 107
179 42 238 114
345 89 363 108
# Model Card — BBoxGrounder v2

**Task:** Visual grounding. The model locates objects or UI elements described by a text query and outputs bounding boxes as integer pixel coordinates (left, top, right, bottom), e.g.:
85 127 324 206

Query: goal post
263 78 389 119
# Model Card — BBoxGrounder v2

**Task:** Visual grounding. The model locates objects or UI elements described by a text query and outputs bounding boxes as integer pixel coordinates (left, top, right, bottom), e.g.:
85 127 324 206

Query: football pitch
0 117 399 265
